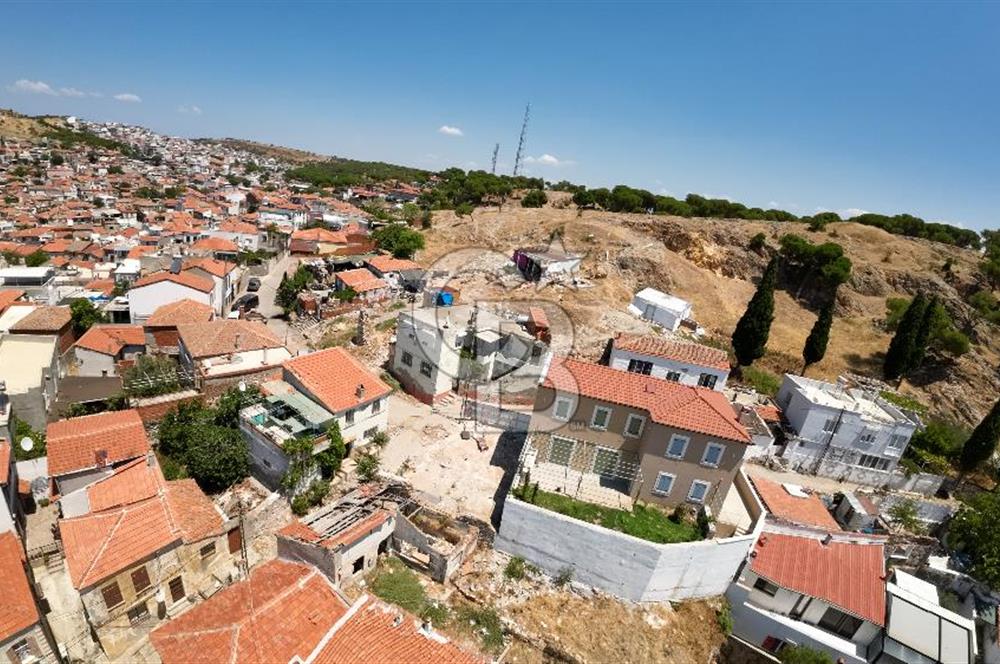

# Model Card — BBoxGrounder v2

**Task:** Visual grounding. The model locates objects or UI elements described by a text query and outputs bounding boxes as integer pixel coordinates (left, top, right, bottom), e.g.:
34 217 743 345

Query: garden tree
24 250 48 268
185 425 249 493
69 298 108 335
910 295 942 369
949 489 1000 589
520 189 548 208
959 397 1000 477
213 384 262 428
356 450 381 483
779 645 833 664
281 435 318 494
732 257 778 369
275 265 312 313
316 421 347 478
156 400 210 460
371 224 425 259
802 295 835 374
883 293 929 380
49 153 64 166
454 202 474 219
11 416 45 462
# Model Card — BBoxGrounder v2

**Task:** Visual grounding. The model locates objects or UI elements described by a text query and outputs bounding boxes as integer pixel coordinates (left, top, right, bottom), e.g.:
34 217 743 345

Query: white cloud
89 91 103 98
524 153 574 167
58 87 87 98
438 125 463 137
177 104 202 115
113 93 141 103
9 79 57 95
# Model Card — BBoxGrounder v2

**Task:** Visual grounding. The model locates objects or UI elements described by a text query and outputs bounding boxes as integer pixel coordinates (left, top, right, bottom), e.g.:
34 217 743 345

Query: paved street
243 253 312 354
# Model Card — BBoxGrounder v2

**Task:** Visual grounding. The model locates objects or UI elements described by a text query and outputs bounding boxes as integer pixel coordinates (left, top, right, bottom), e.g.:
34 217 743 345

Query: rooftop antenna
490 143 499 175
512 103 530 176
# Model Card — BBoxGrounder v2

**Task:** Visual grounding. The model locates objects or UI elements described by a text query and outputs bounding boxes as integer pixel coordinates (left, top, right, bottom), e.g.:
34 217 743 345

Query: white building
776 375 921 485
128 270 215 324
72 325 145 377
628 288 692 332
607 332 729 390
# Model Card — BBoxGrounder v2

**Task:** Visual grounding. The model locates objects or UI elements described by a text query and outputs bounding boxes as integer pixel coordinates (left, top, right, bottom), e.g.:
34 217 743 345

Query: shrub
356 451 381 483
716 599 733 635
741 366 781 396
555 567 574 587
521 190 548 208
504 556 526 580
749 232 767 251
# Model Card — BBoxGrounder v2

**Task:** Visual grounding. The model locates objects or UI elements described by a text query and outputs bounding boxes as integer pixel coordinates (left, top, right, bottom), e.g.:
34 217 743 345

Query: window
858 454 891 471
822 417 838 433
168 576 186 604
817 607 863 639
701 443 725 468
624 414 645 438
593 448 619 476
697 373 718 389
858 430 877 445
753 577 779 597
101 581 124 610
401 351 413 367
352 556 365 574
548 437 575 467
687 480 711 504
200 542 216 561
666 434 689 460
888 433 907 450
552 397 573 422
345 409 355 425
590 406 612 430
372 399 381 414
11 639 32 663
130 566 151 594
127 602 150 625
761 636 786 654
652 472 675 495
419 361 433 378
665 371 681 382
627 359 653 375
228 527 242 554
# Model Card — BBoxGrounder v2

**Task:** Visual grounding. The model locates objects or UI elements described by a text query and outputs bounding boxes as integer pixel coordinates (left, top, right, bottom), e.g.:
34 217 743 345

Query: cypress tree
910 295 940 370
802 295 835 374
732 257 778 368
883 293 928 380
960 398 1000 474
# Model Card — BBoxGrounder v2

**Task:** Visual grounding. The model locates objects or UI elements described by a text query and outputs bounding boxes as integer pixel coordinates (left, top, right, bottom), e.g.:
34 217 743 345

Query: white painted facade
128 280 214 324
608 345 729 391
628 288 692 332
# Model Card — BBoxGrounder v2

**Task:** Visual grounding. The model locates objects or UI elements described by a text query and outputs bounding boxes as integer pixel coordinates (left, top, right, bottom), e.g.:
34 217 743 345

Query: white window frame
687 480 711 504
887 433 907 450
652 472 676 496
701 442 725 468
552 396 574 422
666 434 689 460
590 405 613 430
624 413 646 438
592 446 620 475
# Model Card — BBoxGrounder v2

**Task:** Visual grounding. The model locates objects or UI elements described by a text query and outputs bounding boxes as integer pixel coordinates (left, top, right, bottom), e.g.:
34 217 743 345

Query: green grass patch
453 605 506 655
512 487 701 544
740 365 781 396
369 557 428 615
376 318 397 332
879 390 928 414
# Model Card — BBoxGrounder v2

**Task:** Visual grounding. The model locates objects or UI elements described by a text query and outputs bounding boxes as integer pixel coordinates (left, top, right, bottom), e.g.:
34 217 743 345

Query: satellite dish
238 381 247 393
20 437 33 452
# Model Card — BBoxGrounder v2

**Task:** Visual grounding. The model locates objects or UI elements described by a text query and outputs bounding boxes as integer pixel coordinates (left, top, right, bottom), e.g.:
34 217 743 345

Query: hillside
420 200 1000 428
202 137 327 164
0 109 67 139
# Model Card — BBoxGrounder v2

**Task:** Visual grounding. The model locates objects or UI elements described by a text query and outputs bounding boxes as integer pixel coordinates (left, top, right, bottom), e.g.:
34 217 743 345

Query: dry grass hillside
0 110 65 139
420 201 1000 427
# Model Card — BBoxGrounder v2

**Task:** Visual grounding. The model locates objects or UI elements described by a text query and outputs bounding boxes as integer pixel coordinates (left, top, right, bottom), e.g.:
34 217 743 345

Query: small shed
628 287 692 331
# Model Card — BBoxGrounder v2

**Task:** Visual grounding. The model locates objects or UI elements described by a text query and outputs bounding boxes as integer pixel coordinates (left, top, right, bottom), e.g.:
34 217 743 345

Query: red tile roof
190 236 239 253
366 255 420 273
750 475 841 531
74 324 145 356
283 347 392 413
750 532 886 625
177 320 283 359
145 298 214 327
0 289 26 315
0 532 39 642
0 440 9 486
543 356 750 443
86 456 162 513
182 257 235 279
290 227 348 244
755 405 782 423
311 595 488 664
134 270 214 294
10 305 72 333
336 268 387 293
150 559 349 664
613 333 730 372
46 409 150 476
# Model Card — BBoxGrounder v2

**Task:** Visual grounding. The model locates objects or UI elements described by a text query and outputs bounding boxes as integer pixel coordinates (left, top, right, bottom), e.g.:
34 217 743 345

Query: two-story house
182 257 240 315
72 324 146 377
128 270 215 324
605 332 730 390
176 319 291 393
525 356 751 513
46 409 152 495
775 375 922 485
0 531 59 663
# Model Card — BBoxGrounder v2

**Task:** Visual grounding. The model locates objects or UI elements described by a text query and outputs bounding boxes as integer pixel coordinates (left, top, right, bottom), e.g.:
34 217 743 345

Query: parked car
247 277 261 292
233 293 259 311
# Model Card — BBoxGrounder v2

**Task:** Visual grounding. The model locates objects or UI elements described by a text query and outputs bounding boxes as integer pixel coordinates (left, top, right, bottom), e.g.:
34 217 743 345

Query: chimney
356 384 366 400
821 533 833 546
147 451 155 467
170 254 182 274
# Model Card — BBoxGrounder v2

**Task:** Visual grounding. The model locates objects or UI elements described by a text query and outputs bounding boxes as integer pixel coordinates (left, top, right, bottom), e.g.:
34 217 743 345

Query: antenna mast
491 143 499 174
513 103 530 176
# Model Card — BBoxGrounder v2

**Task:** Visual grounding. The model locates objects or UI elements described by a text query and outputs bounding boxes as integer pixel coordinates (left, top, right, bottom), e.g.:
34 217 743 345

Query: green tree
883 293 928 380
572 188 596 210
24 250 48 268
371 224 425 259
316 421 347 478
454 202 474 218
802 296 835 373
911 295 941 369
732 257 778 368
185 425 249 493
949 489 1000 589
69 298 108 335
521 189 548 208
11 415 46 461
281 435 317 494
748 232 767 251
213 384 262 428
779 645 834 664
356 450 381 483
959 398 1000 476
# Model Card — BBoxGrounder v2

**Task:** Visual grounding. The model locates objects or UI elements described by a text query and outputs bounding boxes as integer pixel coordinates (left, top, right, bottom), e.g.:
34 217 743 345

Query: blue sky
3 2 999 230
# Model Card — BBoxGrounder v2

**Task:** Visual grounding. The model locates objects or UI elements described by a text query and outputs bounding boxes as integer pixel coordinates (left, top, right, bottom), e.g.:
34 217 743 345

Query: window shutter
101 582 123 609
228 527 242 554
169 576 186 603
131 566 151 593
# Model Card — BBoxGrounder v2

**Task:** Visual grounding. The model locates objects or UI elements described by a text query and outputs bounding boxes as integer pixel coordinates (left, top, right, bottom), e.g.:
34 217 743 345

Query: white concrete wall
392 313 458 398
74 347 117 377
608 347 728 390
128 281 214 324
495 495 760 602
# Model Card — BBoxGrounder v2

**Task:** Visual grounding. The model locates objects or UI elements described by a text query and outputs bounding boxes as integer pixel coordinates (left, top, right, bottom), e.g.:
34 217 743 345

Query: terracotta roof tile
613 333 730 372
74 324 145 356
87 456 162 512
279 510 391 550
10 305 71 333
46 409 150 476
182 257 235 279
133 270 214 293
750 475 841 531
283 347 391 413
177 320 283 359
0 440 9 486
145 298 214 327
336 268 387 293
0 532 39 641
290 228 347 244
543 356 750 443
750 532 886 625
366 255 420 273
190 236 238 253
0 290 26 315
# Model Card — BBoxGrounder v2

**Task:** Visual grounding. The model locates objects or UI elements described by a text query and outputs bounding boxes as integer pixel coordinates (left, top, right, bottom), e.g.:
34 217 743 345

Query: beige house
525 356 751 513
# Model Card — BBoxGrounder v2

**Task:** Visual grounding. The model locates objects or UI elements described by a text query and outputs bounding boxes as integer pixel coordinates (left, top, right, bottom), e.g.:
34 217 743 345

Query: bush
716 599 733 635
356 451 381 483
749 232 767 251
555 567 574 587
780 645 834 664
521 189 547 208
371 224 425 259
504 556 526 580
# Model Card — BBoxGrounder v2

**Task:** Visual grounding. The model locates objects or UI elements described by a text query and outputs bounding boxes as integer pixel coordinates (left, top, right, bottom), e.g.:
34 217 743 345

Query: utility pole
491 143 499 175
513 104 530 176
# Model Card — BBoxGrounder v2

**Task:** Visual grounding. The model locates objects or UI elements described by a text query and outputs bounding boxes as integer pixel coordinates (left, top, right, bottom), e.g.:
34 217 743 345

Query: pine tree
802 295 835 374
960 398 1000 474
732 257 779 368
883 293 928 380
